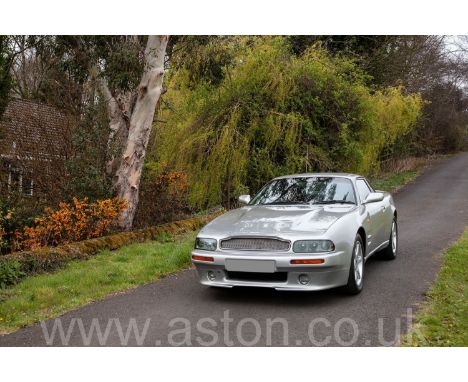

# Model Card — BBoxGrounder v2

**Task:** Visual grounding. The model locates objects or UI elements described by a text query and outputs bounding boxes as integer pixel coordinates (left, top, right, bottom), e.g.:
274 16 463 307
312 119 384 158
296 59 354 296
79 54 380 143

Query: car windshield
250 177 356 206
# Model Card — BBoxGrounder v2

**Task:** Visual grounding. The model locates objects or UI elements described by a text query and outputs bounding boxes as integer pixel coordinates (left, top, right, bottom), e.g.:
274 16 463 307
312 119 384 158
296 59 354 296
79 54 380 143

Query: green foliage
167 36 237 88
0 260 24 289
0 206 8 252
0 36 13 117
65 99 112 200
157 37 422 209
104 38 144 92
288 35 395 58
154 231 174 243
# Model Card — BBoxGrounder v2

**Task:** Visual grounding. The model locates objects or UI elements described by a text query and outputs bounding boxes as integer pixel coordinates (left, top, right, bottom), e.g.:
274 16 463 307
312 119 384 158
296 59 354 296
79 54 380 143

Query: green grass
401 229 468 346
0 232 196 334
370 170 420 193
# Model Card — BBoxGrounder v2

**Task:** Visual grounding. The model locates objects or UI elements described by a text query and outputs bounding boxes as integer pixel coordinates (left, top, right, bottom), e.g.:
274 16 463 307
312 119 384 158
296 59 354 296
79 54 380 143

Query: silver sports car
192 173 398 294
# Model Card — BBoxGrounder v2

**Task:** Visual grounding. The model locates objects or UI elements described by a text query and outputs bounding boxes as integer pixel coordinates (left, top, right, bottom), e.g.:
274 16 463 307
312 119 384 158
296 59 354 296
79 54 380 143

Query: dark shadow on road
205 284 350 307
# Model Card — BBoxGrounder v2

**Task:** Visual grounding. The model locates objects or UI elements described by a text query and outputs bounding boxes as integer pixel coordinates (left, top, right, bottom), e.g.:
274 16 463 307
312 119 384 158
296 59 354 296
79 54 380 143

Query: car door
356 178 382 254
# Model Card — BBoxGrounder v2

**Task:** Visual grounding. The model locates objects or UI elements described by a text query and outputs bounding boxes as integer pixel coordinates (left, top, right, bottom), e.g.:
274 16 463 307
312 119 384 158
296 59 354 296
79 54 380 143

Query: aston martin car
191 173 398 294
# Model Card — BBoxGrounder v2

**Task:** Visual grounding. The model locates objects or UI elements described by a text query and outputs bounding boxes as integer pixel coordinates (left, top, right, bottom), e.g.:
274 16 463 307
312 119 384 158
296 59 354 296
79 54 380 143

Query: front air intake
220 237 290 251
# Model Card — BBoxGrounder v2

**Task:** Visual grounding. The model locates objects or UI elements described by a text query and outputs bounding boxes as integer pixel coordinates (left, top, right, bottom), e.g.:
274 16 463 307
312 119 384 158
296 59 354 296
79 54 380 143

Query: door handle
381 206 386 211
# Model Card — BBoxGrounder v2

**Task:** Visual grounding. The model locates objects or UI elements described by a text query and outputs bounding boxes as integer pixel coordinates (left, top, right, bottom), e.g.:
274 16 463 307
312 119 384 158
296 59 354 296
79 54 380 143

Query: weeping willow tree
153 37 421 209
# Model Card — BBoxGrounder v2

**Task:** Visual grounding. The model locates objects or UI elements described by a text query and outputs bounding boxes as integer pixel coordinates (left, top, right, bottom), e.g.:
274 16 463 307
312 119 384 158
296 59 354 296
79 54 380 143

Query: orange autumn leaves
18 197 127 250
156 170 187 194
10 174 185 252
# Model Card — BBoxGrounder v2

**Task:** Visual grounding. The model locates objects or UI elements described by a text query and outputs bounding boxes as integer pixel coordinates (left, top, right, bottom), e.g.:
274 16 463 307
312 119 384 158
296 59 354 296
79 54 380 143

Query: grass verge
370 154 452 193
401 229 468 346
370 170 420 193
0 232 196 334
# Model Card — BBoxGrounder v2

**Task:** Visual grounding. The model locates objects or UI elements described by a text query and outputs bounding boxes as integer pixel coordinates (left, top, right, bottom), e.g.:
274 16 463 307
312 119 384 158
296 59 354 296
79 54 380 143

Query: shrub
0 220 6 252
135 164 192 228
19 197 127 250
0 204 21 254
0 197 51 254
0 260 25 288
156 37 422 209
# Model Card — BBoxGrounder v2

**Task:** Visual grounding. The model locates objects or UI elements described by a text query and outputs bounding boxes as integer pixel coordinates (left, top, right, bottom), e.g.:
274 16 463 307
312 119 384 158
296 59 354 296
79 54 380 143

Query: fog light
298 274 310 285
207 271 216 281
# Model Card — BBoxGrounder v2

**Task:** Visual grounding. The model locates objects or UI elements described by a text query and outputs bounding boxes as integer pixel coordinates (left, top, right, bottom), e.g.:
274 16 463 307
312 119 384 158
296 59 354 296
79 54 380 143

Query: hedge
0 211 222 287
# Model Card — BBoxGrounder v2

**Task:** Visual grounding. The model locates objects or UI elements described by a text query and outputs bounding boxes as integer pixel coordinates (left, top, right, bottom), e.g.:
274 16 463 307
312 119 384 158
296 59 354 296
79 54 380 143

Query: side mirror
238 194 251 205
363 192 384 204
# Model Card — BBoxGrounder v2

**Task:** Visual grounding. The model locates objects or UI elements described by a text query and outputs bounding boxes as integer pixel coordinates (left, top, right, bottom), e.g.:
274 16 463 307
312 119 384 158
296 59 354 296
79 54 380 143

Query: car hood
200 205 356 237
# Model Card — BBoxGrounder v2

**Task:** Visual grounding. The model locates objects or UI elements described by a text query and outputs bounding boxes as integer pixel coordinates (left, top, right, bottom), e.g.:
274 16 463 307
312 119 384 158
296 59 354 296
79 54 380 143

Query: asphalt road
1 153 467 346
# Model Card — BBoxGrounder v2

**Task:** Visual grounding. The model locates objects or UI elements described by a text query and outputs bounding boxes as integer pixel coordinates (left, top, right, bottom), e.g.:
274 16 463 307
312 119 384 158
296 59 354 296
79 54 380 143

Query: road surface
1 153 467 346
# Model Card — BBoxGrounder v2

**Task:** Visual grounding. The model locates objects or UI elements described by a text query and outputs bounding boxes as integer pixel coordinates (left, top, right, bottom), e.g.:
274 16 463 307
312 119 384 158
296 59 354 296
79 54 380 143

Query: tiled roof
0 98 71 161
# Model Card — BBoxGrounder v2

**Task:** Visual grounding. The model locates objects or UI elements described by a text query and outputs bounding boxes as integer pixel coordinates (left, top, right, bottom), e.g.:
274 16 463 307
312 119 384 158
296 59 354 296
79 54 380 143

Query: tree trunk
99 78 133 176
113 35 169 230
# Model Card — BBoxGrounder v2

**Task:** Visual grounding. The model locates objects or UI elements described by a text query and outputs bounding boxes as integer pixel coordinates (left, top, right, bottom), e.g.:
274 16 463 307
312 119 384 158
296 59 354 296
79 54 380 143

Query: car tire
379 218 398 260
344 234 365 294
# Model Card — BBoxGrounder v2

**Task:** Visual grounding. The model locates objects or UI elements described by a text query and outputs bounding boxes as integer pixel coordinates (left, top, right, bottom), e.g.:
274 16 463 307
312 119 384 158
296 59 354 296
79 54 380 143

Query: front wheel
343 235 364 294
379 218 398 260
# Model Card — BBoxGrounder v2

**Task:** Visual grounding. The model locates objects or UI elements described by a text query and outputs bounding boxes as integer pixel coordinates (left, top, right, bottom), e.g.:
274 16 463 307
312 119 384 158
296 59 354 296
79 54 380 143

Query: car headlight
293 240 335 253
195 238 217 251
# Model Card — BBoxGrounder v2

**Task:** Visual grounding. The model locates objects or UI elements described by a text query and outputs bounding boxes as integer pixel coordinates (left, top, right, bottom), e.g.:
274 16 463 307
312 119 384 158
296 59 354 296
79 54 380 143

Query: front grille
226 271 288 283
220 237 290 251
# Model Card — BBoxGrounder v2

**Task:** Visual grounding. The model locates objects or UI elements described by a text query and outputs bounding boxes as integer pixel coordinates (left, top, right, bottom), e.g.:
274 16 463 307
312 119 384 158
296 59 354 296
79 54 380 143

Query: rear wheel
379 218 398 260
344 235 364 294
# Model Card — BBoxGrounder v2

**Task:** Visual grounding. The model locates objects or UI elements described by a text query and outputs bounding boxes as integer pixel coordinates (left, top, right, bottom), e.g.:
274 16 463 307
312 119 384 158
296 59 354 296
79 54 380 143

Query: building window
22 174 34 196
9 167 21 192
6 164 34 196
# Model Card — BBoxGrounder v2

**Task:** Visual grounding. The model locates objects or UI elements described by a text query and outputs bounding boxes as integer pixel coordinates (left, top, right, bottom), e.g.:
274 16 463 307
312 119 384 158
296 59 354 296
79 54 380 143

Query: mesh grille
220 237 290 251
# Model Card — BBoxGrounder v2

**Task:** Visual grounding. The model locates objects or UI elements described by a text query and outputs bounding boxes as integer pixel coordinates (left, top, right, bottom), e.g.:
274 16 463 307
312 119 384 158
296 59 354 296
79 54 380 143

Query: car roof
273 172 362 180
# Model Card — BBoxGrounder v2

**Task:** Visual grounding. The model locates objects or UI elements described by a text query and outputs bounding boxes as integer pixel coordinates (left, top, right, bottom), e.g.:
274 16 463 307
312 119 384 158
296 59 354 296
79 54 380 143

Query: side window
356 179 372 202
364 179 375 192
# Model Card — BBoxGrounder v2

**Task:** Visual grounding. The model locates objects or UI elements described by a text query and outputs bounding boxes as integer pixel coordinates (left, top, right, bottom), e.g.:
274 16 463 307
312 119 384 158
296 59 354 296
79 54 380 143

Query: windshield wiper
263 201 310 205
312 200 355 205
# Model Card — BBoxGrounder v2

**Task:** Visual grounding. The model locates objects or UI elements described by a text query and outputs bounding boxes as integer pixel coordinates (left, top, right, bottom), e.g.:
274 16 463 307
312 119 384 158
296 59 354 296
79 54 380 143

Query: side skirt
365 240 390 261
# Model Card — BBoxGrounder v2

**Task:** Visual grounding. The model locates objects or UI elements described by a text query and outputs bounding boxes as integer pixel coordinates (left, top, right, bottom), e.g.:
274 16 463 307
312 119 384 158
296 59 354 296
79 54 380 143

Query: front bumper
192 249 350 291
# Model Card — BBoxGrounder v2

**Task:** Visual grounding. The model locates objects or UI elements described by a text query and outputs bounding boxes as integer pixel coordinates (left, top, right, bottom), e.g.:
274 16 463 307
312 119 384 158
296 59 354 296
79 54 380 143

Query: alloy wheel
354 241 364 287
391 221 397 254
